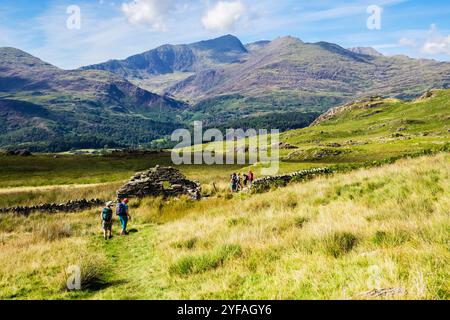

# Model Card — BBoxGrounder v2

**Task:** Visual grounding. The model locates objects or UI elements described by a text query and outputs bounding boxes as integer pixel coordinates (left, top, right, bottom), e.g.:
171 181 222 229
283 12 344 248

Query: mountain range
1 34 450 151
82 34 450 125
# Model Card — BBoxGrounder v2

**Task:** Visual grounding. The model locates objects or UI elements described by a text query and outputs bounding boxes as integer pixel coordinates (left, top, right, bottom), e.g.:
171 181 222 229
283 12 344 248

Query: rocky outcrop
117 165 201 200
310 97 384 126
250 168 332 193
0 199 104 216
416 89 436 100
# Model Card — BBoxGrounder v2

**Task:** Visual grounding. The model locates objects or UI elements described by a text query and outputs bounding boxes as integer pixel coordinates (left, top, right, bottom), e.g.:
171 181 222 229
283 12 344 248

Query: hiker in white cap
101 201 114 240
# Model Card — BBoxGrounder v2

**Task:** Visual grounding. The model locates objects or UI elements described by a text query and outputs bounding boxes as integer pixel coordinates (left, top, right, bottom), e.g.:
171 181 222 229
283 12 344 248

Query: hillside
0 48 188 151
0 153 448 299
277 89 450 165
186 89 449 174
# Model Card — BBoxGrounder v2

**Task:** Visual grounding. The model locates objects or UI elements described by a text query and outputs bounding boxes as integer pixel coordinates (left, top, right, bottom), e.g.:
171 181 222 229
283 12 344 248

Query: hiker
116 198 131 236
243 173 249 187
101 201 114 240
230 173 238 193
248 170 254 186
237 173 243 191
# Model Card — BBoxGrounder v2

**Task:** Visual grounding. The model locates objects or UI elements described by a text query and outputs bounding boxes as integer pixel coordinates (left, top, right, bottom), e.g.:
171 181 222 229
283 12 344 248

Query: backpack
116 202 127 217
102 208 113 221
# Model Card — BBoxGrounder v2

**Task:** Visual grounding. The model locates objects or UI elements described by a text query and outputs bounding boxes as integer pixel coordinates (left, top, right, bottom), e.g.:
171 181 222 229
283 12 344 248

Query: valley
0 33 449 301
2 34 450 152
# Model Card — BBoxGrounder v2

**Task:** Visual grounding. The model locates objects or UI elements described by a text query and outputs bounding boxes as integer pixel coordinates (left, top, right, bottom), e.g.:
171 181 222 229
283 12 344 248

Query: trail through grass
0 154 448 300
89 224 165 300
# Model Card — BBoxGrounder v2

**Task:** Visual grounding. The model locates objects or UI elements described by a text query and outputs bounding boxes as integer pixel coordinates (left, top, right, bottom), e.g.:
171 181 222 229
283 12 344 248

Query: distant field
0 152 249 207
0 153 246 188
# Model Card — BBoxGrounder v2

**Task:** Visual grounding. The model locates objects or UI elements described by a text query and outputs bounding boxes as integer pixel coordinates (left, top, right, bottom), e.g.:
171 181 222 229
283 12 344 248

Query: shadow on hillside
83 279 128 293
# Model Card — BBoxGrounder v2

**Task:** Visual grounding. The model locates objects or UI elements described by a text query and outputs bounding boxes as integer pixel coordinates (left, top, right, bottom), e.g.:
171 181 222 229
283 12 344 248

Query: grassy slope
0 154 448 299
0 89 448 299
280 89 450 163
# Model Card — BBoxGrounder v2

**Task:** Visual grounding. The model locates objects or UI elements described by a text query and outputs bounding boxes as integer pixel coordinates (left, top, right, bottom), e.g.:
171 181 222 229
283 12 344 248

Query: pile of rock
117 165 201 200
0 199 104 216
251 168 332 193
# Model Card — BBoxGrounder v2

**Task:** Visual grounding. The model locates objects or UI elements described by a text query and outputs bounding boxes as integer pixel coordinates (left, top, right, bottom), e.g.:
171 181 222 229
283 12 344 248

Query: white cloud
202 1 246 32
121 0 177 31
421 24 450 55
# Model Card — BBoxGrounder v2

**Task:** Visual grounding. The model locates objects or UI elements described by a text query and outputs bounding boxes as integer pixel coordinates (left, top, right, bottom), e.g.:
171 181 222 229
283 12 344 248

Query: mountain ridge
80 34 248 78
81 35 450 118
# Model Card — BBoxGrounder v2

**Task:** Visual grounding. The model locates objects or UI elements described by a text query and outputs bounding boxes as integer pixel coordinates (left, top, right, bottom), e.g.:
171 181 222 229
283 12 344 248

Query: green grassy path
90 223 169 300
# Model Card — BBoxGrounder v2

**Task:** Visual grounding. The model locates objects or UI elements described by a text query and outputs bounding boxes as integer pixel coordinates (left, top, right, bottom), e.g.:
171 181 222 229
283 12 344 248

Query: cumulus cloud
202 1 246 32
121 0 177 31
421 24 450 55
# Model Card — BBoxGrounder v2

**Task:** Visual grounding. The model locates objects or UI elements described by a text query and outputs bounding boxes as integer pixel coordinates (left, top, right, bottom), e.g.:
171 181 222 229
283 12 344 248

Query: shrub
324 232 358 257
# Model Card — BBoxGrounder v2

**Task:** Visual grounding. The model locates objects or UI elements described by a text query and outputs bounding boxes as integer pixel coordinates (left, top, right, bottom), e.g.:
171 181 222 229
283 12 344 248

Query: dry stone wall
251 168 332 193
0 199 104 216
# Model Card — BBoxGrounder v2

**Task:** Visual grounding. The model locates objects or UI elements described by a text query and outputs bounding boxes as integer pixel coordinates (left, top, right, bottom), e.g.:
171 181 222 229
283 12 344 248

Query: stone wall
117 165 201 200
250 168 332 193
0 199 104 216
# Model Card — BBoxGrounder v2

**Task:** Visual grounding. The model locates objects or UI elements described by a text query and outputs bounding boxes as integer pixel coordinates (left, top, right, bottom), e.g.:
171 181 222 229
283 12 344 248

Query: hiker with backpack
116 198 131 236
243 173 249 187
230 173 238 193
237 173 243 191
101 201 114 240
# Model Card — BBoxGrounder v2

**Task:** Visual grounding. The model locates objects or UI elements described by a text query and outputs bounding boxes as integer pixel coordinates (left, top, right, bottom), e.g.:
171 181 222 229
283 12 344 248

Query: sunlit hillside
0 154 448 299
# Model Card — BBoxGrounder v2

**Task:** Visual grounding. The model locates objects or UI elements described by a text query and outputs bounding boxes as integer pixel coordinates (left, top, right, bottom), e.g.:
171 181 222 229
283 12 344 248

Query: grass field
0 89 448 300
0 154 448 299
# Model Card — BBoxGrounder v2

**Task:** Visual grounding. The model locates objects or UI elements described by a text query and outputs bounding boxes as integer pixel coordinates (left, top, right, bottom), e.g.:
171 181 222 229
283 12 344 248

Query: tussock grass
169 244 242 276
171 237 198 250
59 253 108 291
34 221 73 242
323 232 359 257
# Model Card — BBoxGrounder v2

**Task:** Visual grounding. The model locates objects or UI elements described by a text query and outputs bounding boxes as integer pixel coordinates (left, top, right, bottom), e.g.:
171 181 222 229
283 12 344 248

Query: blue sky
0 0 449 69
